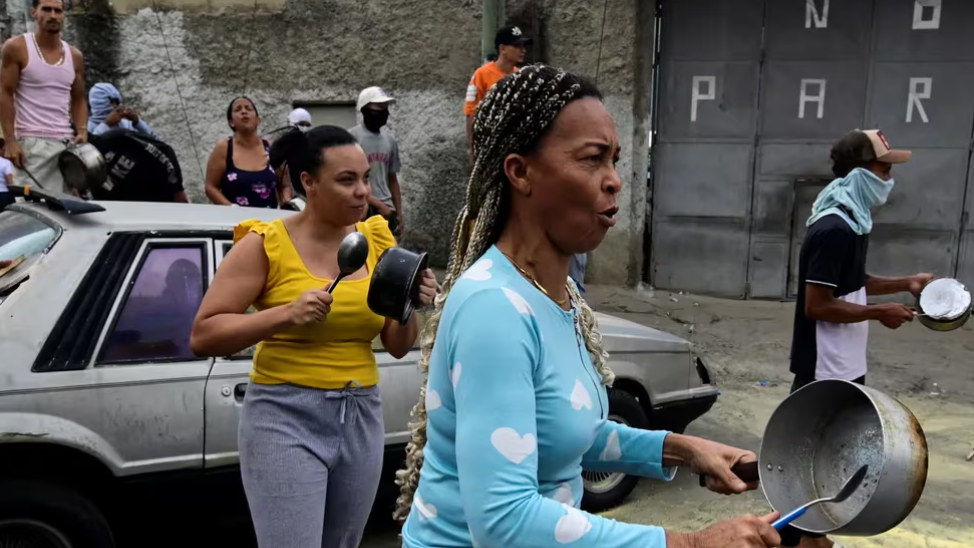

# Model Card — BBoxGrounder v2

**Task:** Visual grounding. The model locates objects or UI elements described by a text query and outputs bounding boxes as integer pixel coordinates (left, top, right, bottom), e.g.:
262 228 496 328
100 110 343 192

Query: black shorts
0 192 14 211
780 374 865 546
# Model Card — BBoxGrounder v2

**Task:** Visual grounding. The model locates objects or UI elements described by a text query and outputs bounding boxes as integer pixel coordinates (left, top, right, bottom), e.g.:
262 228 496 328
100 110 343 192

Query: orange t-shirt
464 62 517 116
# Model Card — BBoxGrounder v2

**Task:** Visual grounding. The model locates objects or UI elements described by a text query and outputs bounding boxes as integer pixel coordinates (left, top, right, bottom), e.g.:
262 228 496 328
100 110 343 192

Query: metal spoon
772 464 869 531
326 232 369 293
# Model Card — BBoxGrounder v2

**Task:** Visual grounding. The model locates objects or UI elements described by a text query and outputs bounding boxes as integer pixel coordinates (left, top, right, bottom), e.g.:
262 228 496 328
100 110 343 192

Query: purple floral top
222 137 278 208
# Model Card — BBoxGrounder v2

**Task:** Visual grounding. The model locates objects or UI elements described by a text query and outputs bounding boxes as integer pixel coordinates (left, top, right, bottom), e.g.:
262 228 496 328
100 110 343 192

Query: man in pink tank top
0 0 87 194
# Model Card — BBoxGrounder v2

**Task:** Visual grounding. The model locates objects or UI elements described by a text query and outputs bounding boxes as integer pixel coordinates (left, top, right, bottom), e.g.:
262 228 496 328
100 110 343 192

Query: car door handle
234 383 247 402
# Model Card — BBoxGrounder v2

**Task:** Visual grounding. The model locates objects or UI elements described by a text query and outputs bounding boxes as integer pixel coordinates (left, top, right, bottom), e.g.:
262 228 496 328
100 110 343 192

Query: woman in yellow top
191 125 438 548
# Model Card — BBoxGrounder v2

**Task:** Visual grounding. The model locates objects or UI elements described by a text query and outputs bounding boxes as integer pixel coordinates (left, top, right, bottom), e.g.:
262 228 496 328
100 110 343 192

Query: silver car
0 192 718 548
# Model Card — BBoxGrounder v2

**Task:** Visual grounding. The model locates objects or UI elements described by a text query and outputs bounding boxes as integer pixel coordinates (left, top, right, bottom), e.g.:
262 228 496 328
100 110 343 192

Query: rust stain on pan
905 409 929 511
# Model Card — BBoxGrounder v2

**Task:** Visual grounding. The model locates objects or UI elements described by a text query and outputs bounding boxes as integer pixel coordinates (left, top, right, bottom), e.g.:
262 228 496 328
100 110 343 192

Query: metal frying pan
915 277 971 332
702 380 928 537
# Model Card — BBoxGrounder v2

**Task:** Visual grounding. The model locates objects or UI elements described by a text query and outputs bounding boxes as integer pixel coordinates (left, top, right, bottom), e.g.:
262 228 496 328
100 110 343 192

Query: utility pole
481 0 505 62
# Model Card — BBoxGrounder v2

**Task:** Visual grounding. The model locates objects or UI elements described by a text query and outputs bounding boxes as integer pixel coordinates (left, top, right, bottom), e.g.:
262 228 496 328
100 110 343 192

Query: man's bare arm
865 274 933 297
367 195 391 216
69 47 88 141
805 283 915 328
805 283 878 323
389 172 403 217
0 38 24 148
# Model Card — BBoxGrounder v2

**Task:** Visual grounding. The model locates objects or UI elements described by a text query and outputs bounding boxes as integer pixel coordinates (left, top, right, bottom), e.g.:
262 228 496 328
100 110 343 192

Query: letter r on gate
691 76 716 123
907 77 931 123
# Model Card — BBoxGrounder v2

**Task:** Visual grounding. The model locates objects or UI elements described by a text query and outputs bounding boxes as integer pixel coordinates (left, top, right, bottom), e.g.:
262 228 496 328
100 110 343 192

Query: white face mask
293 123 311 133
872 178 894 207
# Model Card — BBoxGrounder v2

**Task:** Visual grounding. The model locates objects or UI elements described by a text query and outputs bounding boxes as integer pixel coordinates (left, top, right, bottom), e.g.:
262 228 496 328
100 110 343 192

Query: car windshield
0 209 59 288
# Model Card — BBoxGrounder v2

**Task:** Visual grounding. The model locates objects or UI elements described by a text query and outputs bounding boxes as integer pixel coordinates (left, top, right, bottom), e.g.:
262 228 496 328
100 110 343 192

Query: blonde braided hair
393 65 614 522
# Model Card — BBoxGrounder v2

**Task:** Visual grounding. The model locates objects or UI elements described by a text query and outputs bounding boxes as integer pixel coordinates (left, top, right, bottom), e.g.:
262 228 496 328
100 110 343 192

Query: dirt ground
361 282 974 548
583 283 974 548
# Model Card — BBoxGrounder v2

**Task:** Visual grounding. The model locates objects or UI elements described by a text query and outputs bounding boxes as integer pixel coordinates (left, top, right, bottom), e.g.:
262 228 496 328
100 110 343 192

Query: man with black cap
464 24 532 166
784 129 933 548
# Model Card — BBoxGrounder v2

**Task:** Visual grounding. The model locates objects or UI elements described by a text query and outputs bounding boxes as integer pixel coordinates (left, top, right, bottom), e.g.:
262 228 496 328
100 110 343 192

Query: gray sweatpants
239 382 384 548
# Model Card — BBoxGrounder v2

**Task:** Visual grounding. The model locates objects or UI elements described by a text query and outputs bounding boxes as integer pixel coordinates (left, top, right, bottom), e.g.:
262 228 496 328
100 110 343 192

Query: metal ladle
326 232 369 293
772 464 869 531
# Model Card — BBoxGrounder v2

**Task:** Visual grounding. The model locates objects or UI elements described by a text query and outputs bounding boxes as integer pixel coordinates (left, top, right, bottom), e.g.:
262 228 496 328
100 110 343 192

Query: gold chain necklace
501 251 570 307
31 32 65 67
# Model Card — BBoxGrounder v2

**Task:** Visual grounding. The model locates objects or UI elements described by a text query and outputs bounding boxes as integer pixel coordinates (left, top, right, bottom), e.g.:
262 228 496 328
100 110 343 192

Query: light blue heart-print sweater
401 245 677 548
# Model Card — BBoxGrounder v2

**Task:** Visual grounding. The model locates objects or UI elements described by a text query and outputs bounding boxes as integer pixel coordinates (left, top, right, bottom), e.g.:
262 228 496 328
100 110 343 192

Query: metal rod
482 0 503 62
16 165 43 188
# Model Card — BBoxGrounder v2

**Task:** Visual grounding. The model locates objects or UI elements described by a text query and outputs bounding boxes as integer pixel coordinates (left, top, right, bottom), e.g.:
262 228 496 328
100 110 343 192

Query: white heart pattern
600 429 623 461
551 483 574 506
426 389 442 411
463 259 493 281
554 504 592 544
414 493 438 521
502 287 534 315
451 363 462 389
570 379 593 411
491 427 537 464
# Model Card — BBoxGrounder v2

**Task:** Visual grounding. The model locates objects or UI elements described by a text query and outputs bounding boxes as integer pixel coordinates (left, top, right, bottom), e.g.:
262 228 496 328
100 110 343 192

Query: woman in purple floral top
205 97 280 208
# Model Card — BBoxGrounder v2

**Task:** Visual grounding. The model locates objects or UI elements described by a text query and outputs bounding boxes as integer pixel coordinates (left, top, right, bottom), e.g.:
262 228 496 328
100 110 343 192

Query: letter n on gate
806 0 829 29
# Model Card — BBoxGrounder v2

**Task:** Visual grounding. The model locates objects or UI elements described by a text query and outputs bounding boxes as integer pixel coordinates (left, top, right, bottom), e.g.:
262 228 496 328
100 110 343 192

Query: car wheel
581 389 649 512
0 480 114 548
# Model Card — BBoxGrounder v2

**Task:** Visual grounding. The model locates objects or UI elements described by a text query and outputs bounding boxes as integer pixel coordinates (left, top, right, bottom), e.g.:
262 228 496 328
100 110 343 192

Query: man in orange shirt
464 25 532 165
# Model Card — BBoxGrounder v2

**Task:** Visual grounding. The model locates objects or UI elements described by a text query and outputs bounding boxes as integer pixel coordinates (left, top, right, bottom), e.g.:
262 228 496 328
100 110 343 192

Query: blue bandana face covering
806 167 895 235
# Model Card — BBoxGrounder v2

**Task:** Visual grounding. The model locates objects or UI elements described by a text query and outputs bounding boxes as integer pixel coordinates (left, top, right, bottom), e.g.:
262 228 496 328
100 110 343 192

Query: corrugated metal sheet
652 0 974 299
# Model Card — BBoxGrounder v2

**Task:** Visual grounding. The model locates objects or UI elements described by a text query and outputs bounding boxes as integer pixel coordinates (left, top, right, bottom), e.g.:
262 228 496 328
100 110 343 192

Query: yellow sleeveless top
234 215 395 389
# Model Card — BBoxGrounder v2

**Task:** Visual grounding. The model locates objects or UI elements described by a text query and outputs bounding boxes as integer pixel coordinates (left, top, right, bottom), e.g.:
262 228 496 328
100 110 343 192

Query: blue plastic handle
773 506 807 530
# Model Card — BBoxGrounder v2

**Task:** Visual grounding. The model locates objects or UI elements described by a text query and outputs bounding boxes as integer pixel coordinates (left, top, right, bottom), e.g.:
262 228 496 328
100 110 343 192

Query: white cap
287 108 312 127
357 87 396 111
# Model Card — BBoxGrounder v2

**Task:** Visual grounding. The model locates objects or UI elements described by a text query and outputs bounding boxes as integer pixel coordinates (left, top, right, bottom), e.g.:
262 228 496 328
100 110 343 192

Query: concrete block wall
9 0 651 285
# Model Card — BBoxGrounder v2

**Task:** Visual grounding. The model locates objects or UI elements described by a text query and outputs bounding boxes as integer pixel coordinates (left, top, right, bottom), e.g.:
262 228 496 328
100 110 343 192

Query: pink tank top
14 33 75 139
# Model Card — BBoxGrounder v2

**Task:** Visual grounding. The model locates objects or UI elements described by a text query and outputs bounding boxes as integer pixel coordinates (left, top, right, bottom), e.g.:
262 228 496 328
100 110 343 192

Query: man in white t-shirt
0 138 15 210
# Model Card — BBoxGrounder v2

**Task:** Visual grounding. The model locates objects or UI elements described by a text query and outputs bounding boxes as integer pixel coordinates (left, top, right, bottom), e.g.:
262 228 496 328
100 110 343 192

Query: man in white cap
287 108 312 132
349 86 403 236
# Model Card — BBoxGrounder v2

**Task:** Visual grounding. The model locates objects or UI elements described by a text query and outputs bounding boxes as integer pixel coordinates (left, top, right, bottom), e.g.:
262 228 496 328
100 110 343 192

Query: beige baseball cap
834 129 912 165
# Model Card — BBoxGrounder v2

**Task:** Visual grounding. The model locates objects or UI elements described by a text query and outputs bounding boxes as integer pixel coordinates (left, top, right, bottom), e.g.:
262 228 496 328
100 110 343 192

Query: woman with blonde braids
395 65 781 548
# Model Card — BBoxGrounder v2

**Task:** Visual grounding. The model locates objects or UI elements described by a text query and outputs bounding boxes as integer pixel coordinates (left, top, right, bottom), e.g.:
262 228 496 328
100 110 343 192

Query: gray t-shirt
349 124 401 210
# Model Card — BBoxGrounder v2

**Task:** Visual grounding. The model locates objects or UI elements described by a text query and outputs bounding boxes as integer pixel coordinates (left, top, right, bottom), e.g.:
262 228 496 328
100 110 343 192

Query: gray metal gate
651 0 974 299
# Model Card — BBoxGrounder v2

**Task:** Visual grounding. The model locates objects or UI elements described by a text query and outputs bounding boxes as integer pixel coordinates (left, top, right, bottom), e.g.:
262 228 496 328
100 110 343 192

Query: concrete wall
510 0 653 285
4 0 652 284
58 0 480 270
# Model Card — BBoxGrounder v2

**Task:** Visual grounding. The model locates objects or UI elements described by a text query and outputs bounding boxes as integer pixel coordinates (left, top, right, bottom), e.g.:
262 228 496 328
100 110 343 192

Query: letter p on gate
907 77 931 123
691 76 716 123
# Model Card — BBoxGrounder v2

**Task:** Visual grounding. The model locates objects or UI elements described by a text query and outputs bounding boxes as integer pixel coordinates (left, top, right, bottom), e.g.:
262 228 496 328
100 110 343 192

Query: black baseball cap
495 25 533 48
